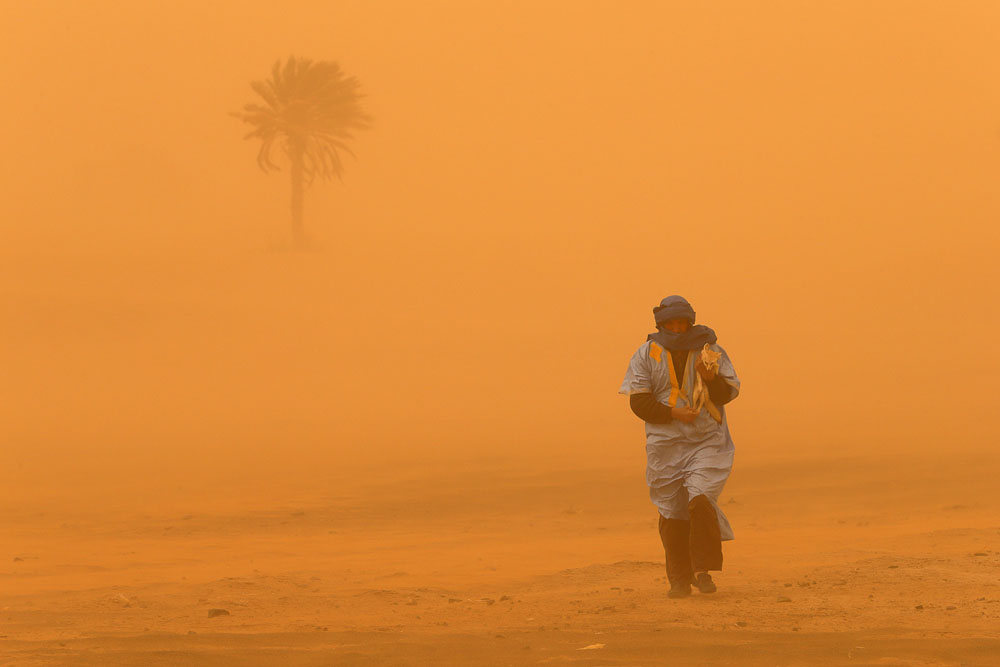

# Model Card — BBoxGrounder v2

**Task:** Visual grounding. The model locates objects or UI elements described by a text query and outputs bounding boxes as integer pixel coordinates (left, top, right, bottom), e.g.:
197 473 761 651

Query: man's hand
671 406 699 424
695 359 716 382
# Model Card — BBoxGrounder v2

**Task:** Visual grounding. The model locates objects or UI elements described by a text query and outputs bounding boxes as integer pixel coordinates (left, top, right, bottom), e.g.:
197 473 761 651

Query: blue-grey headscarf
647 295 717 351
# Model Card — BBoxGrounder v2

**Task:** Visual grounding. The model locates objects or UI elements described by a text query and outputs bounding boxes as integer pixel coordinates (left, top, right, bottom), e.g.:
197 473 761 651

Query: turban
653 295 696 326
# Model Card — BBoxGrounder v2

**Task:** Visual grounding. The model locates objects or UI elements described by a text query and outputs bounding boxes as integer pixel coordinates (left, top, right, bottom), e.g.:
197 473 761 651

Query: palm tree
233 56 371 247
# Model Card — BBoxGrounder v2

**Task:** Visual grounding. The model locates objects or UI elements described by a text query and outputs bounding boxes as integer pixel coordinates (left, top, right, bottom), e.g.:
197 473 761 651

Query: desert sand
4 1 1000 665
3 448 998 666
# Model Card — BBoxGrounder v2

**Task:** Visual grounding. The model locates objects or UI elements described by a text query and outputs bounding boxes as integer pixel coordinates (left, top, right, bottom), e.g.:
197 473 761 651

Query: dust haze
2 2 999 664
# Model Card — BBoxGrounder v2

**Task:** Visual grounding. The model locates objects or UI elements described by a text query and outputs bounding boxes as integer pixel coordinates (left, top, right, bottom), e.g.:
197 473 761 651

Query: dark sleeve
707 374 735 406
629 393 673 424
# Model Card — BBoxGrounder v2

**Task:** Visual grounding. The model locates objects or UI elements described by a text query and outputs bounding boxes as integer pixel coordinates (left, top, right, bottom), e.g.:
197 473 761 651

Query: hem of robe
618 387 652 396
655 500 735 541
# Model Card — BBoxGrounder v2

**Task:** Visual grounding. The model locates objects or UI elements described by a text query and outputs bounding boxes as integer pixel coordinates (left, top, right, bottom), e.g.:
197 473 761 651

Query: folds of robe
619 340 741 541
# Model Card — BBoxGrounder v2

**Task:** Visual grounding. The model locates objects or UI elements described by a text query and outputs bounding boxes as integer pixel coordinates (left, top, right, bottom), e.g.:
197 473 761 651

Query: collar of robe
646 325 717 351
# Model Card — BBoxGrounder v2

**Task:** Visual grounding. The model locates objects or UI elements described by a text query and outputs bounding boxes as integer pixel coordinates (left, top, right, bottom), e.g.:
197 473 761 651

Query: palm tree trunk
290 150 305 248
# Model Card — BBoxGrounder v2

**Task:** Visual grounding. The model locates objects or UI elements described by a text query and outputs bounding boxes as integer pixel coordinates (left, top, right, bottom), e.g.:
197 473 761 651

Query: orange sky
2 1 998 492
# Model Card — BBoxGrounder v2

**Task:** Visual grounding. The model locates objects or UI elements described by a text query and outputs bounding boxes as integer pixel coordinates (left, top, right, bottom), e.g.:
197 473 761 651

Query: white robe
619 340 741 540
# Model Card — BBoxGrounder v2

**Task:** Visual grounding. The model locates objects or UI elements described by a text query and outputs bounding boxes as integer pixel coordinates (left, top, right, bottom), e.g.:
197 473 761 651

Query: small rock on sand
776 596 792 603
207 609 230 618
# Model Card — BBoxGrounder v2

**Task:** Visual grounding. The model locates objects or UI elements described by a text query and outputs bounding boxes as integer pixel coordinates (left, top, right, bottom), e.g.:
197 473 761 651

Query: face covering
647 325 717 351
648 295 717 350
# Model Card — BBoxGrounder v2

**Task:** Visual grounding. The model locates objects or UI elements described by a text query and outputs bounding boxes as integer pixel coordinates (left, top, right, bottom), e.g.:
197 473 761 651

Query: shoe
694 572 717 593
667 581 691 599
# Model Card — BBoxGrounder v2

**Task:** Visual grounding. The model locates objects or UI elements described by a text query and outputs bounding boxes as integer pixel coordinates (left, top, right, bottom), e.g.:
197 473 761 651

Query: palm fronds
233 56 371 183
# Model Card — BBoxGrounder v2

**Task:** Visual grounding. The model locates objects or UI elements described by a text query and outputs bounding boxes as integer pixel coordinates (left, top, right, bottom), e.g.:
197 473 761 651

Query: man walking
619 295 741 598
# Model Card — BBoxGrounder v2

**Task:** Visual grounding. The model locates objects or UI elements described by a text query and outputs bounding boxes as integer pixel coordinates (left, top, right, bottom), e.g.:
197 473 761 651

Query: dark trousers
656 494 723 585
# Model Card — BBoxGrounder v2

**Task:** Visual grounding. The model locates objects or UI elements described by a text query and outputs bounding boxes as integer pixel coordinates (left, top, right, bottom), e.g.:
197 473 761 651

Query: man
619 295 740 598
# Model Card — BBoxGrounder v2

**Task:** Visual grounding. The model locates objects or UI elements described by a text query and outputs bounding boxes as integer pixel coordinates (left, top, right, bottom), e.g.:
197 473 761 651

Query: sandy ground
2 450 999 666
